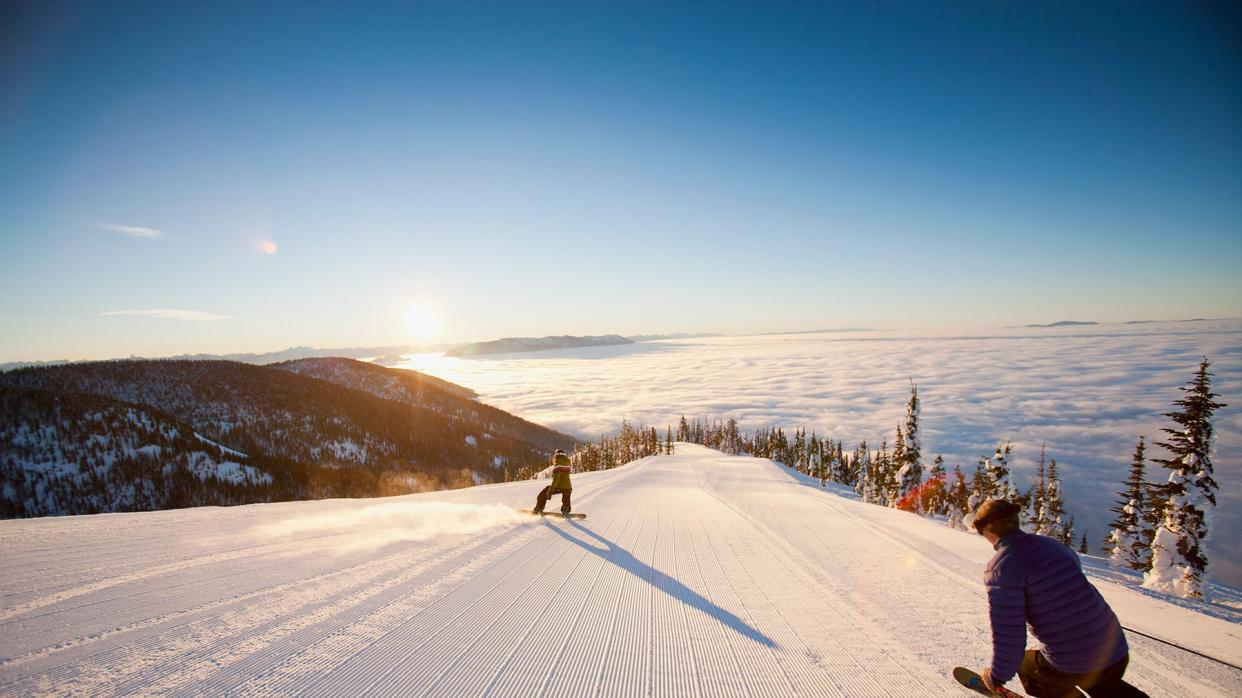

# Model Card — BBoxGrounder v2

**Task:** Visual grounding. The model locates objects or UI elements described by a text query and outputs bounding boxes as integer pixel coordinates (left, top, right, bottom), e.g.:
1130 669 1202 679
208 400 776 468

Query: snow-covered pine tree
1140 479 1163 566
724 417 741 454
819 436 830 485
1144 358 1226 599
877 438 896 506
806 432 814 471
893 421 921 512
1029 443 1048 533
902 381 923 508
968 462 989 514
893 423 906 475
854 441 871 502
1105 436 1150 571
923 454 947 516
1042 458 1068 542
984 441 1016 501
836 441 852 484
893 424 912 509
946 464 970 530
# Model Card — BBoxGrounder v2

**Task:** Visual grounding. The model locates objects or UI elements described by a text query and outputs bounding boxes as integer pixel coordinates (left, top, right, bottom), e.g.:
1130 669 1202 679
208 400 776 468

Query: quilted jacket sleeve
985 558 1027 684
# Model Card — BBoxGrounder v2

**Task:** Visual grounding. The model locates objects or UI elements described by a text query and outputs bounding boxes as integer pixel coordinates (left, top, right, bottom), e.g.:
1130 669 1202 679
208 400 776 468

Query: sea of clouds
398 319 1241 587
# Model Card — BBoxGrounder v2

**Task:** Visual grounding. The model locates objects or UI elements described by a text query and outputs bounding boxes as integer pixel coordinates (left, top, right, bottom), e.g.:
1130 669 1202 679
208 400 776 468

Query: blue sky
1 0 1240 361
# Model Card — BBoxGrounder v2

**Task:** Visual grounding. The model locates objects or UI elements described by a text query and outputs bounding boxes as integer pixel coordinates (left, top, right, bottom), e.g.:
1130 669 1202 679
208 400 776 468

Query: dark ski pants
1018 650 1149 698
534 486 571 513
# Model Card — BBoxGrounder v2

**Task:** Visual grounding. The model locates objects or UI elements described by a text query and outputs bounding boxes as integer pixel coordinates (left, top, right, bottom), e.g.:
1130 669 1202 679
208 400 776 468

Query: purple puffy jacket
985 530 1128 683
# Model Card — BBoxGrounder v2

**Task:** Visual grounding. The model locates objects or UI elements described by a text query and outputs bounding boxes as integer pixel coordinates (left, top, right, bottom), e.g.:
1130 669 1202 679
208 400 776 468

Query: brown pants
535 486 571 513
1018 650 1148 698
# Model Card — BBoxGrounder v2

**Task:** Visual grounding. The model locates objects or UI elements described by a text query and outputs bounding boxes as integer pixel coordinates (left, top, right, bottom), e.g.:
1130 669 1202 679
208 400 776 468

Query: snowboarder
973 498 1149 697
533 449 572 515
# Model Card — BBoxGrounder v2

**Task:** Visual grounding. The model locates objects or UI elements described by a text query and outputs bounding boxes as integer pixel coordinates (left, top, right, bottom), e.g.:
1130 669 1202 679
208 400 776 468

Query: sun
405 303 443 341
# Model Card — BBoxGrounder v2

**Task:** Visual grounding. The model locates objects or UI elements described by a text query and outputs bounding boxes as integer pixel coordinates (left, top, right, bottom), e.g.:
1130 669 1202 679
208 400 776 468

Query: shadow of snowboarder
541 518 777 648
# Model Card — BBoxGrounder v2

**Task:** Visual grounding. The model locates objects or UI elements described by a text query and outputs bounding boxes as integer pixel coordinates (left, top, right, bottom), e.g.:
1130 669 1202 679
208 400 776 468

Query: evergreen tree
1042 459 1068 542
892 423 906 479
1029 443 1049 533
984 441 1016 501
923 454 947 516
853 441 871 502
1139 478 1164 566
902 381 923 507
724 417 741 454
895 421 923 512
1105 436 1150 571
1079 531 1089 555
1144 358 1226 599
809 433 825 485
968 461 989 514
876 439 896 505
946 465 970 530
835 441 852 484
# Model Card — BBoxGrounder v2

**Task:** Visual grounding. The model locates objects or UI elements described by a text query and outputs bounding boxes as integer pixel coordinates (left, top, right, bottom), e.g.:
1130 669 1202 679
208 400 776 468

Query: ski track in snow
1 445 1239 696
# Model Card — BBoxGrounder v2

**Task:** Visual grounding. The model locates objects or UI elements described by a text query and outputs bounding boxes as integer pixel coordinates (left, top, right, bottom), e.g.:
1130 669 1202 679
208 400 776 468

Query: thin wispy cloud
100 309 231 321
92 222 166 240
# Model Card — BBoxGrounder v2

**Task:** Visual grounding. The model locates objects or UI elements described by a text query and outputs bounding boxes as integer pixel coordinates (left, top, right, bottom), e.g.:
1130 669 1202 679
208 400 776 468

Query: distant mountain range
1 335 647 370
0 343 459 372
0 358 576 518
1022 320 1100 328
626 332 724 342
444 334 633 358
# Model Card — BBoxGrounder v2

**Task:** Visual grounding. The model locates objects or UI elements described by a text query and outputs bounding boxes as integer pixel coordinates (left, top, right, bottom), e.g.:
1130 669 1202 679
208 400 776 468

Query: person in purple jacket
973 499 1149 697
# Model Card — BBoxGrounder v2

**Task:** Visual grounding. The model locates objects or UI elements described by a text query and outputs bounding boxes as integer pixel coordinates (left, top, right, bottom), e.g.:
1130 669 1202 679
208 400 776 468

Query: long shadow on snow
542 518 777 648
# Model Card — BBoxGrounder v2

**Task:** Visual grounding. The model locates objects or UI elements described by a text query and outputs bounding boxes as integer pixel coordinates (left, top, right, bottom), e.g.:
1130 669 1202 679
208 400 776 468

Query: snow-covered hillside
1 445 1238 696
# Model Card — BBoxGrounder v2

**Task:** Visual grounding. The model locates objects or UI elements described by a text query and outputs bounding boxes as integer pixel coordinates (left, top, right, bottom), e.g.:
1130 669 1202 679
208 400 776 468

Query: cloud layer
399 319 1242 586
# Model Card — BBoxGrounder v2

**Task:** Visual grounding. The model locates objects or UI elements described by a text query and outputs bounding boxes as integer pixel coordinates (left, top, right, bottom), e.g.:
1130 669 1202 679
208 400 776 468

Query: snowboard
520 509 586 519
953 667 1024 697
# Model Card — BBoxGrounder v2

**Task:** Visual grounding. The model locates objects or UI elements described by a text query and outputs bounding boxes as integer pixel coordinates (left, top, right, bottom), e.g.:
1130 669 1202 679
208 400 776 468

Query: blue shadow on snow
541 518 777 648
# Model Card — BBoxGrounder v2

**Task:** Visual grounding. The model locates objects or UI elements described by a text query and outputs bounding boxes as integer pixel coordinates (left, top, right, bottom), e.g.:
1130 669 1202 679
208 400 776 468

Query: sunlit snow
0 446 1235 695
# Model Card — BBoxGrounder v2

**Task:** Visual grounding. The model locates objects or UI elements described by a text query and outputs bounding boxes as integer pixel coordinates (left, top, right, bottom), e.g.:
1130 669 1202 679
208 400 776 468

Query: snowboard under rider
974 498 1149 698
533 449 572 515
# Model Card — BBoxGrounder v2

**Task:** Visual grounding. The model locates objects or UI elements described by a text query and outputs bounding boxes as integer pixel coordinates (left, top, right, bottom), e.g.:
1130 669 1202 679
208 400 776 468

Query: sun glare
405 303 443 341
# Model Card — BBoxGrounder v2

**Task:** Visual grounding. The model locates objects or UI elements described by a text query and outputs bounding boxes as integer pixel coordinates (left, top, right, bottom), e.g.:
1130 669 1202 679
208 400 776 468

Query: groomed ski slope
1 444 1239 696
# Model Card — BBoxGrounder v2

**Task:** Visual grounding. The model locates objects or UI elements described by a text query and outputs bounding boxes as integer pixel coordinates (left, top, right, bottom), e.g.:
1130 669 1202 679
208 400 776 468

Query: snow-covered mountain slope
0 359 576 517
1 445 1238 696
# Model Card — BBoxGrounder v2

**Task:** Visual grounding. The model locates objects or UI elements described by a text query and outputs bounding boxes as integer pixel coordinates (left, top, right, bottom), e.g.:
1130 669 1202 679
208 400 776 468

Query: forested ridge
0 358 576 518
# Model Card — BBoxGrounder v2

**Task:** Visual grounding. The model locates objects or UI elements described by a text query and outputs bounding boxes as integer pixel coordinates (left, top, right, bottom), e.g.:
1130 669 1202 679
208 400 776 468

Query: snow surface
1 445 1238 696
